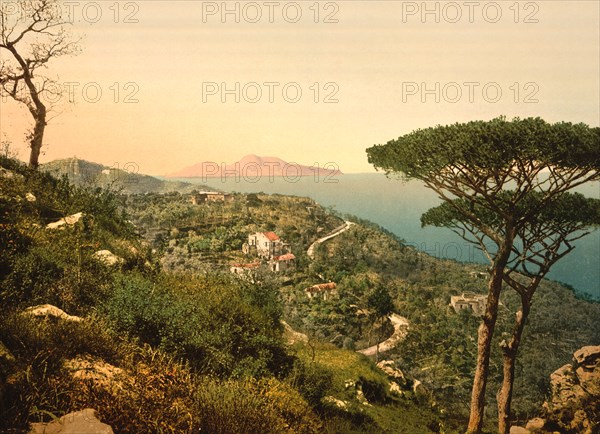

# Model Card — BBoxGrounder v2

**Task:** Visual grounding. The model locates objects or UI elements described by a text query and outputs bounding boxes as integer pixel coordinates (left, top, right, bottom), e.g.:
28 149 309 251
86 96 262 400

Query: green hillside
41 158 209 194
1 156 598 433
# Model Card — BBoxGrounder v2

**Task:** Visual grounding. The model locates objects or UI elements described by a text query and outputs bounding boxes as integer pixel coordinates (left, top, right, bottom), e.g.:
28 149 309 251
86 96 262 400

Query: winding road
307 221 355 259
358 313 410 357
302 220 410 356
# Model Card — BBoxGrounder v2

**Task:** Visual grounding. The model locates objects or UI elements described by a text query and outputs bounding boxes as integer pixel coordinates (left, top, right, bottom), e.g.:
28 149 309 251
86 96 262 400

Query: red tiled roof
263 231 280 241
305 282 337 292
274 253 295 261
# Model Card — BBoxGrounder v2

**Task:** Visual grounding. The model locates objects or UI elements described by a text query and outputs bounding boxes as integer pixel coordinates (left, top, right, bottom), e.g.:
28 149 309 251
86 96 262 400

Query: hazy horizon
1 1 599 175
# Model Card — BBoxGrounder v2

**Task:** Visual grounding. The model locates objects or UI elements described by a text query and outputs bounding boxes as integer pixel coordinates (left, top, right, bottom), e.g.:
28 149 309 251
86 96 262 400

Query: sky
1 0 599 175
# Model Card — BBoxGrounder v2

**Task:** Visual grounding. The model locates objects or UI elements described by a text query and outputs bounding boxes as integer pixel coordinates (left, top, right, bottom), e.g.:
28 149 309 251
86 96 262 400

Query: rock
323 396 348 409
573 345 600 369
509 427 530 434
25 192 36 202
389 381 403 395
525 417 545 431
28 408 113 434
63 356 123 388
23 304 83 322
376 359 405 381
46 212 84 229
355 386 372 406
92 250 124 266
542 345 600 434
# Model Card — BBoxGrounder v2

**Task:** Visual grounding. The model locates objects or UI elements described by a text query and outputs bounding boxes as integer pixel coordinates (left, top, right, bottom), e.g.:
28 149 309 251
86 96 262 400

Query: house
450 292 487 316
190 191 232 204
305 282 337 301
247 231 289 259
469 271 488 279
270 253 296 272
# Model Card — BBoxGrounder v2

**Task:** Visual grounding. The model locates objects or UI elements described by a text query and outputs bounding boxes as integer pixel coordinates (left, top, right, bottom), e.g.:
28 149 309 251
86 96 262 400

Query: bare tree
0 0 81 167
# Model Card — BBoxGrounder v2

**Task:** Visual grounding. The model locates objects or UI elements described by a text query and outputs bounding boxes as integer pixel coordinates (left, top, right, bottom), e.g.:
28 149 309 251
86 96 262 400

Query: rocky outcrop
543 345 600 434
46 212 84 230
514 345 600 434
92 250 124 266
63 356 123 393
23 305 83 322
28 408 113 434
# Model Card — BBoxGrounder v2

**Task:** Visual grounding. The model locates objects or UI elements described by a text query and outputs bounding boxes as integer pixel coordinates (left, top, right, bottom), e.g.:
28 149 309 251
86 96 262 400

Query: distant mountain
166 154 343 179
42 158 209 194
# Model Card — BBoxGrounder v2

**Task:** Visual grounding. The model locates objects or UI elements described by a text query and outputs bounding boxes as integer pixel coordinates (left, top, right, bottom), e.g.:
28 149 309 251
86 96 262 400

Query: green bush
104 272 293 378
288 360 334 408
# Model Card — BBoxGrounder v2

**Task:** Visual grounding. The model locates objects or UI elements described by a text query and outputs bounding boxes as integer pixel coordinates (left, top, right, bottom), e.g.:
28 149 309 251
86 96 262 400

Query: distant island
166 154 343 180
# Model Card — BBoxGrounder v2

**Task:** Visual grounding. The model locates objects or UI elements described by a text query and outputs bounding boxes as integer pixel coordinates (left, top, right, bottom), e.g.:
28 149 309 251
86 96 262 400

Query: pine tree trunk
467 242 512 433
497 301 529 434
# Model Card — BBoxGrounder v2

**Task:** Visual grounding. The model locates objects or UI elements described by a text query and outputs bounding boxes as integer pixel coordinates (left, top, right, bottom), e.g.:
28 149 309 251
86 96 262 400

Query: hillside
42 158 210 194
1 157 598 433
0 157 446 433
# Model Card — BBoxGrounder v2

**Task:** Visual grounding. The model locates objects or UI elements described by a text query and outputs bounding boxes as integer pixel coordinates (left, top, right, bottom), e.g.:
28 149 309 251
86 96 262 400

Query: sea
173 173 600 301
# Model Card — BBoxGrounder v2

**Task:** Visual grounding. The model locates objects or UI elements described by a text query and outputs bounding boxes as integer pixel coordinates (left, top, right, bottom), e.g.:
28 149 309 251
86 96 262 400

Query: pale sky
1 0 599 174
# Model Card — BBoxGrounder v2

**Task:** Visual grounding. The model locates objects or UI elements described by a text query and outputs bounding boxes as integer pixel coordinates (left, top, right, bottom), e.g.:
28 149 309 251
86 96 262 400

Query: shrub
104 272 293 378
288 360 334 408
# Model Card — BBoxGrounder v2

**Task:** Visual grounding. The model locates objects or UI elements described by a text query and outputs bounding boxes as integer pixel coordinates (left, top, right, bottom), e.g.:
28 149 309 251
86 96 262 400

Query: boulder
23 304 83 322
525 417 545 431
509 427 530 434
542 345 600 434
46 212 84 229
376 359 405 382
63 356 123 392
573 345 600 369
92 250 124 266
25 192 37 202
28 408 113 434
323 396 348 410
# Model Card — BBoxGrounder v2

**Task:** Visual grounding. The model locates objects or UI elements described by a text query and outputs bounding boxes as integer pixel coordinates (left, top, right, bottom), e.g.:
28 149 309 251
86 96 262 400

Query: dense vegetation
0 157 444 433
1 155 598 433
310 223 600 428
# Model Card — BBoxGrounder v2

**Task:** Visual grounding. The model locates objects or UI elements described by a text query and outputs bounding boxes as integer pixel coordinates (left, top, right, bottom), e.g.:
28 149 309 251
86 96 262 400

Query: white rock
93 250 124 266
323 396 348 409
23 304 83 322
28 408 113 434
46 212 84 229
25 192 36 202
